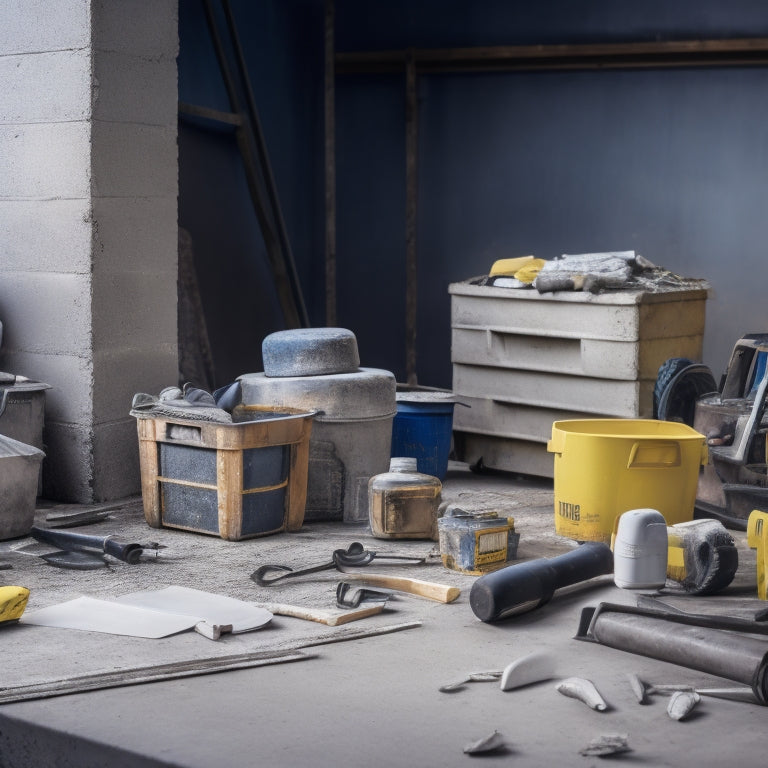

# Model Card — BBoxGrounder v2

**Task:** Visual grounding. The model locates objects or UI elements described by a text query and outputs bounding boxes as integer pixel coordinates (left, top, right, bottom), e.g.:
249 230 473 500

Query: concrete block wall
0 0 179 502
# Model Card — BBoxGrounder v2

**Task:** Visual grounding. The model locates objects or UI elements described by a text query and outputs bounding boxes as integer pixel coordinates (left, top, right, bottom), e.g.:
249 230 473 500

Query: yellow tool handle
340 573 460 603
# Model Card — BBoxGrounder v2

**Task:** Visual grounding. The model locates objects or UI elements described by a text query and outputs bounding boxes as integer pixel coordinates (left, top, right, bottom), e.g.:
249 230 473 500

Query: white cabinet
449 279 708 477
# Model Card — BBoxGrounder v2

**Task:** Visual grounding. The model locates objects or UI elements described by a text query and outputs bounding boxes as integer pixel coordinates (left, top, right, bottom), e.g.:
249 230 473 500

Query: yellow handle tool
748 510 768 600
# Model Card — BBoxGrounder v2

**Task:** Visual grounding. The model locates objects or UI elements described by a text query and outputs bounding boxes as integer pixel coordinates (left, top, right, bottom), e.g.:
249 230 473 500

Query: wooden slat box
137 408 313 540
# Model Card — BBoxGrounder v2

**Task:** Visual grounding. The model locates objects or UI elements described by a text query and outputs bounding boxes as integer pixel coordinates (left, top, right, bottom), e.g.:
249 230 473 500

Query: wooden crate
137 409 313 540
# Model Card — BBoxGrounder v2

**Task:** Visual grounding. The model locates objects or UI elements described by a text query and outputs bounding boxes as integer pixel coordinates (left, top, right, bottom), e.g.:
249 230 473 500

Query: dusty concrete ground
0 462 763 768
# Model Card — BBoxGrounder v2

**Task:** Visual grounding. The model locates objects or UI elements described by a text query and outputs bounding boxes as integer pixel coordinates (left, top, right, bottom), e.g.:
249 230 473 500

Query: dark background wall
178 0 768 390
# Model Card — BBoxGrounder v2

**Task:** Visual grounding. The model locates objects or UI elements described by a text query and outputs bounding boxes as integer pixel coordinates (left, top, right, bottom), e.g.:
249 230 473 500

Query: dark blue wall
179 1 768 389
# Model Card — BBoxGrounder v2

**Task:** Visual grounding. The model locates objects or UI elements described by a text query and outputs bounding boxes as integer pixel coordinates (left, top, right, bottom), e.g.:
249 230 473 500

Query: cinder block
0 123 90 200
0 0 89 56
93 51 177 125
92 269 177 351
92 418 141 501
0 50 90 124
93 345 178 424
92 197 177 274
41 421 94 503
0 199 92 273
91 122 177 198
93 0 178 59
0 350 93 425
0 272 92 356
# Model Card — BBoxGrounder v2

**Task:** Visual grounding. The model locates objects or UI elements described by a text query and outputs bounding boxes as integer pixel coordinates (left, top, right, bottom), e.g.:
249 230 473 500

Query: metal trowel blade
40 550 108 570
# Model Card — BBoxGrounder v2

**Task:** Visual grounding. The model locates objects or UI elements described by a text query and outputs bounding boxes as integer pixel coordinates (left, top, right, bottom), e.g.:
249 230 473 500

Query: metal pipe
324 0 337 326
582 605 768 704
221 0 309 328
405 50 418 387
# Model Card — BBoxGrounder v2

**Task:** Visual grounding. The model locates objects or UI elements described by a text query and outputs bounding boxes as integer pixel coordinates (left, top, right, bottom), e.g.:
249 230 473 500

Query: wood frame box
137 409 313 540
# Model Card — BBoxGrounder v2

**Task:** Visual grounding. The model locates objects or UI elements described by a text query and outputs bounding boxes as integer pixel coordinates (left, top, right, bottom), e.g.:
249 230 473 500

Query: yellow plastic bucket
547 419 708 543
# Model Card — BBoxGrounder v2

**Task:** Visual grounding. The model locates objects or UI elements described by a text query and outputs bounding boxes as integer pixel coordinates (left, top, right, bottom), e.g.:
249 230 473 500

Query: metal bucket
0 435 44 539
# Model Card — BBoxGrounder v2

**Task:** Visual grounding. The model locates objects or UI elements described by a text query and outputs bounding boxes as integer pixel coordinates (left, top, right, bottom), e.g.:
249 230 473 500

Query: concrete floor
0 463 764 767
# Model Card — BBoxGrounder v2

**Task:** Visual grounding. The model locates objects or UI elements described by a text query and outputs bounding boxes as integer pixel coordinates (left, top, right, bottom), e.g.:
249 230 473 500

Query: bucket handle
626 440 681 469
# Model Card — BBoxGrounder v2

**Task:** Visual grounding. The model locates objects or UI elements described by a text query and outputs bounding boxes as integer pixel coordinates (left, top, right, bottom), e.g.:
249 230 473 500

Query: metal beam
336 37 768 74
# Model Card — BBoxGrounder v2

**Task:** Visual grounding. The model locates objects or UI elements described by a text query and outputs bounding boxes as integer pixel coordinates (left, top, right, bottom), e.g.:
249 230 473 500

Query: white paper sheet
20 596 199 638
115 586 273 633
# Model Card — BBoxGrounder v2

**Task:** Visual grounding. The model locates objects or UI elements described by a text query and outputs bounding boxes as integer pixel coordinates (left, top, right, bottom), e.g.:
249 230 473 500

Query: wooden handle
261 602 385 626
341 573 460 603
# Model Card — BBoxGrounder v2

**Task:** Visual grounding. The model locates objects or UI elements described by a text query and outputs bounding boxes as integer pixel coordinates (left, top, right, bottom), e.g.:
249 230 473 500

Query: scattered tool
29 526 165 567
335 582 393 608
252 542 424 586
260 602 386 626
0 586 29 625
577 602 768 704
748 509 768 599
330 573 459 603
666 519 738 595
469 542 613 622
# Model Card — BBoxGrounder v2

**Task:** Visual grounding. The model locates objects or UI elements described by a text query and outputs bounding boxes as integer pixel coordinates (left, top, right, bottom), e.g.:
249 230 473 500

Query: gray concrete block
93 346 178 424
92 269 177 351
41 421 94 503
0 50 90 123
0 199 92 273
93 0 178 59
91 123 177 198
0 123 90 200
93 51 177 126
92 197 177 274
0 350 93 424
0 272 92 356
92 418 141 501
0 0 89 56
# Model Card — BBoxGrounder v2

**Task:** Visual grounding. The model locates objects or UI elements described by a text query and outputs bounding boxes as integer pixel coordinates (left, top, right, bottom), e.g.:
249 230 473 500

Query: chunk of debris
667 690 701 721
579 734 631 757
463 730 506 755
500 652 555 691
556 677 608 711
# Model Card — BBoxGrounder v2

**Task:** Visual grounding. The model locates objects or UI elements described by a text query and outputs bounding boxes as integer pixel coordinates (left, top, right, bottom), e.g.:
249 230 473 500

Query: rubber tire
653 358 693 419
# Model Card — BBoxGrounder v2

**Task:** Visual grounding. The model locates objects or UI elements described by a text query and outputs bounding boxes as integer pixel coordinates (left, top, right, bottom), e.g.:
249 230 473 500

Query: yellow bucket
547 419 708 543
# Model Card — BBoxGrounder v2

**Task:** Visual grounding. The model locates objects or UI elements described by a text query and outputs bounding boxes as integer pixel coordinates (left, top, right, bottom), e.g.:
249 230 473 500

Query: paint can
391 390 459 480
438 505 519 575
368 458 441 540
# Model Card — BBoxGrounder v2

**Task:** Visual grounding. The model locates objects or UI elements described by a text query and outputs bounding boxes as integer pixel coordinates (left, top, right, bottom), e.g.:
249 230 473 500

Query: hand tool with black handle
470 542 614 622
30 526 151 565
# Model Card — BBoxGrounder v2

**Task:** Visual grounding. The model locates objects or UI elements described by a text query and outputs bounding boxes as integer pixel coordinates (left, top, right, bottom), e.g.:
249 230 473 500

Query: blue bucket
391 397 456 480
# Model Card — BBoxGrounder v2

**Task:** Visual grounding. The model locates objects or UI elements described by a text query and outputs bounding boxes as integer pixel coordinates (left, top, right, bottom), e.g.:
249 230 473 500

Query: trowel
13 527 169 569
